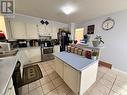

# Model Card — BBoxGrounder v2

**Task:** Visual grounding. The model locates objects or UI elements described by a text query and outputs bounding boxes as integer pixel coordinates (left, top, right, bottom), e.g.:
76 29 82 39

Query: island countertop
54 52 98 71
0 56 17 95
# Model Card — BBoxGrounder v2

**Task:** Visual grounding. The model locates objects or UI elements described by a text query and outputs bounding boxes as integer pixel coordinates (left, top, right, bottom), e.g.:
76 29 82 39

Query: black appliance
41 41 53 47
17 40 27 47
39 36 54 61
57 29 71 51
12 61 21 95
42 47 54 62
51 39 59 45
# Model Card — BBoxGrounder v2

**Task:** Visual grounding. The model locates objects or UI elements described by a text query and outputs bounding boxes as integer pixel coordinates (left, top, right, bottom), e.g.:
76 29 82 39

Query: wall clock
102 17 115 30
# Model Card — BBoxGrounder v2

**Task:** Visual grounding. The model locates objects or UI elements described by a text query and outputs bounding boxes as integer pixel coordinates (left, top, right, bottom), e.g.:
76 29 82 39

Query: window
74 28 84 43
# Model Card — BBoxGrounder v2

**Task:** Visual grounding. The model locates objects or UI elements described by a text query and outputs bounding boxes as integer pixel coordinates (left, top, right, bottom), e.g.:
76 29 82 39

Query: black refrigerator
57 29 71 51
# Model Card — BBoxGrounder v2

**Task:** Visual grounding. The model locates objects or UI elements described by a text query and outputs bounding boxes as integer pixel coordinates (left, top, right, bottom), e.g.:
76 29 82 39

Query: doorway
75 28 84 43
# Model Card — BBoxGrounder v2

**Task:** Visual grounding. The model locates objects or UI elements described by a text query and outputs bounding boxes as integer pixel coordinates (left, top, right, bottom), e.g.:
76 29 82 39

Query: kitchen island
54 52 98 95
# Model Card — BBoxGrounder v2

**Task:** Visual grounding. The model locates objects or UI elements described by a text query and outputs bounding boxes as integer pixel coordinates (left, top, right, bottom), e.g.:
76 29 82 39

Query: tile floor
19 60 127 95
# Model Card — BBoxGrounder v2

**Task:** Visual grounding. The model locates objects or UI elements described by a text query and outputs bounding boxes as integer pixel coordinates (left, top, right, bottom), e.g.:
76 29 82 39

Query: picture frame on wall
87 25 95 34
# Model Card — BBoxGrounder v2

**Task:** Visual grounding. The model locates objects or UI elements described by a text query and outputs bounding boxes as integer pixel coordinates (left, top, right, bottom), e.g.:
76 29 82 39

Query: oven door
43 47 53 54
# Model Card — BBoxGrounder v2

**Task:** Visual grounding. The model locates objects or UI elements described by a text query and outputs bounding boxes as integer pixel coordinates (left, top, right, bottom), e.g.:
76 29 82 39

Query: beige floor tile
83 91 89 95
46 89 59 95
42 81 55 94
40 66 46 72
57 83 71 95
40 76 51 86
88 88 104 95
86 81 98 94
48 71 59 80
100 78 113 89
114 79 127 90
23 93 28 95
44 66 53 71
42 63 50 69
117 72 127 80
18 84 28 95
102 73 116 83
109 91 119 95
121 90 127 95
97 71 105 80
29 80 41 91
52 77 64 87
67 90 76 95
29 87 44 95
42 70 48 77
106 70 117 78
46 68 54 74
112 85 125 94
98 66 110 73
96 82 110 95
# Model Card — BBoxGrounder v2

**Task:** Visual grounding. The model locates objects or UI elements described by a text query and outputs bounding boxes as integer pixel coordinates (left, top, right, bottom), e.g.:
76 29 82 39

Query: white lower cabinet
23 47 41 64
28 47 41 63
55 58 64 78
54 45 60 53
4 78 15 95
64 64 80 94
55 57 98 95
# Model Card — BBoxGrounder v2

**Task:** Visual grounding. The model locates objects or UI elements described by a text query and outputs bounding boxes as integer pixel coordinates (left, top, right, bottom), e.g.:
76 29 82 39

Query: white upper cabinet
10 21 39 39
46 21 53 36
10 21 27 39
37 21 53 37
37 24 46 37
9 15 68 40
26 23 39 39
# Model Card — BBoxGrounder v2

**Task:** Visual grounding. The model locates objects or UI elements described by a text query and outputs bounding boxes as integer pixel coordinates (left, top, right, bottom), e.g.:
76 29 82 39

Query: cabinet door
54 45 60 53
37 24 46 36
45 21 53 36
55 57 64 78
4 78 15 95
26 23 39 39
64 64 79 94
29 48 41 63
52 22 57 39
9 86 15 95
10 21 27 39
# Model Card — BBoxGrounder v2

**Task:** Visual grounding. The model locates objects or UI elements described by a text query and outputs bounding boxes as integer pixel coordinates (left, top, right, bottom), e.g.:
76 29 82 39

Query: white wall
10 14 68 27
69 23 75 40
75 10 127 73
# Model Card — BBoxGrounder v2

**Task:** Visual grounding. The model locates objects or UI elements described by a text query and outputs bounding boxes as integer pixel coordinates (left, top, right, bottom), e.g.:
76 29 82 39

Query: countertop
54 52 98 71
0 56 17 95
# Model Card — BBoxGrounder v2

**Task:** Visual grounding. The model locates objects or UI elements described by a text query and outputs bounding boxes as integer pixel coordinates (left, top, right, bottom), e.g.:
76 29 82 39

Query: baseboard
112 68 127 76
99 61 112 69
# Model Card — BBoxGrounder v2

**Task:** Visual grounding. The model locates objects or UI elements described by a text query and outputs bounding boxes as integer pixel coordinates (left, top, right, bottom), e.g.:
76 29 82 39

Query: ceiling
15 0 127 23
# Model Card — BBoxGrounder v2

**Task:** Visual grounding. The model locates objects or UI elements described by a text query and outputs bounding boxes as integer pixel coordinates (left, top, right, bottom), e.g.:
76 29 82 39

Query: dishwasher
12 61 22 95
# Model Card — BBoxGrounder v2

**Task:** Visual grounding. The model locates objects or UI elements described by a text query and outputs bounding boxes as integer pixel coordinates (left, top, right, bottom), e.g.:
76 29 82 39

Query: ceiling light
61 5 76 15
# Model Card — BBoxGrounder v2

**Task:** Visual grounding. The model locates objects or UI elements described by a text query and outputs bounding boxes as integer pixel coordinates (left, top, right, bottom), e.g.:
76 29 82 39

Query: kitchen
1 0 127 95
0 14 72 95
